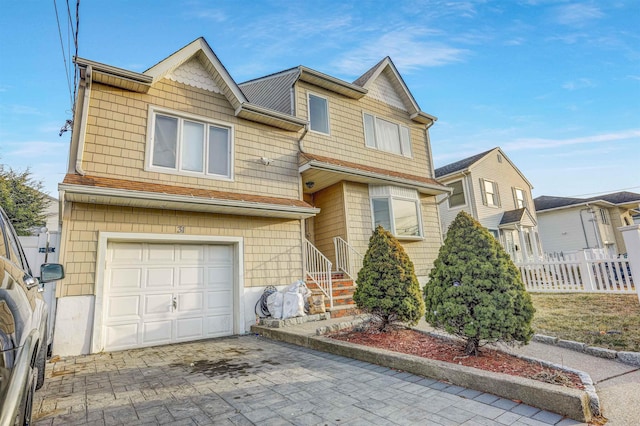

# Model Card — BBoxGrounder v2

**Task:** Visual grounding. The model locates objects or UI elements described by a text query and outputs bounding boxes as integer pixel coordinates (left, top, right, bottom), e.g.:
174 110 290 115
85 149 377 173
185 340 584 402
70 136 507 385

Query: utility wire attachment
59 119 73 136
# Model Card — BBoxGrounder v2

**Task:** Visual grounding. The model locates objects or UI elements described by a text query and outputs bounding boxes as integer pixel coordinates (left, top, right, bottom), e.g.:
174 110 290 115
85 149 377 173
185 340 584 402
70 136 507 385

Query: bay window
370 186 422 238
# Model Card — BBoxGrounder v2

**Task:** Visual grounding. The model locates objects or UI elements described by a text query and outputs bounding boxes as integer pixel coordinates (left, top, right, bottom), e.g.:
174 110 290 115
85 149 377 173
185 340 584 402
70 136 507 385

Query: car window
0 212 7 259
0 209 32 276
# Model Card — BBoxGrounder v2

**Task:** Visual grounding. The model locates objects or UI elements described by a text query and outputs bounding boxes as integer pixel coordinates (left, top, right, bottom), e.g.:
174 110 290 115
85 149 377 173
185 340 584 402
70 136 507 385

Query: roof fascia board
537 200 616 213
300 160 450 195
235 103 307 131
145 38 248 103
75 57 152 83
298 67 367 99
60 183 319 218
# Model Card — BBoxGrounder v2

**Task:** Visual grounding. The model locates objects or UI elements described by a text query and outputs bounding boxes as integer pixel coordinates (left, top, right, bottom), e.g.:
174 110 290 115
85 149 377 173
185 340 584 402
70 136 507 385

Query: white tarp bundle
266 280 311 319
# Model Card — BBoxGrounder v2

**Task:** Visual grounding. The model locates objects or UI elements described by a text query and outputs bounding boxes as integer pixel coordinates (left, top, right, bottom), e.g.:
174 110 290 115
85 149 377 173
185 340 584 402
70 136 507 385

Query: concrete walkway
33 333 584 426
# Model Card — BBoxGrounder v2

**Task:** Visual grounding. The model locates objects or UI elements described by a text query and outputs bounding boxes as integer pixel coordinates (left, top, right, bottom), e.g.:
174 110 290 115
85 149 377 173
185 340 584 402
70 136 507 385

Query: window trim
599 208 610 225
480 178 501 208
369 186 423 239
362 112 412 158
447 179 467 209
307 92 330 135
145 106 234 181
513 187 527 209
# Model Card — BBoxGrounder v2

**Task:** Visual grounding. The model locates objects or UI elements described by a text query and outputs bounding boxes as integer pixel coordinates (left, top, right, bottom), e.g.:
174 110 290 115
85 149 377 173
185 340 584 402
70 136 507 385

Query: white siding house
435 147 542 262
534 191 640 256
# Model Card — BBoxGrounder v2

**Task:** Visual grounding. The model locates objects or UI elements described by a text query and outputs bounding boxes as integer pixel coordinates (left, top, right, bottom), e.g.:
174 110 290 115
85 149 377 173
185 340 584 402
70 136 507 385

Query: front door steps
307 272 360 319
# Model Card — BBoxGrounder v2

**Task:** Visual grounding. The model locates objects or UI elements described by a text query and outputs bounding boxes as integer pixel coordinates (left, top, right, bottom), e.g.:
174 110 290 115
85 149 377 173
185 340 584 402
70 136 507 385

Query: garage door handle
172 296 177 310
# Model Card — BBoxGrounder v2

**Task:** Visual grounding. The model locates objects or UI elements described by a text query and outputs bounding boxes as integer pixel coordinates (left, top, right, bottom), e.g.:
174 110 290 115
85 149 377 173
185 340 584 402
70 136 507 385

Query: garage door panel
178 267 204 288
143 294 173 315
105 241 234 352
175 317 204 340
110 243 143 262
147 244 176 261
208 266 232 285
105 323 139 350
110 268 142 290
146 268 174 289
207 290 232 310
177 292 204 314
206 315 232 337
107 295 140 319
142 320 172 345
179 245 205 261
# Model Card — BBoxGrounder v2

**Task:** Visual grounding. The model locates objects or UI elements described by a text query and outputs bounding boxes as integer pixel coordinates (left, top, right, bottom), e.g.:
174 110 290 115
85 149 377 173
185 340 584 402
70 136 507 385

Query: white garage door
103 242 234 351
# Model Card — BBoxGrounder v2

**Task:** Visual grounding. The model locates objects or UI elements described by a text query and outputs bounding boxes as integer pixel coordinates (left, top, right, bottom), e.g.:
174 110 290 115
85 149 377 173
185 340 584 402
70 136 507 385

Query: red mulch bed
329 328 584 390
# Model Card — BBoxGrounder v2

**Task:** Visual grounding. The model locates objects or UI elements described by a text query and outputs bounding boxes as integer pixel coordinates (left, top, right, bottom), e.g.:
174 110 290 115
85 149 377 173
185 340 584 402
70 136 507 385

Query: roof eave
59 183 319 219
299 67 367 99
235 103 307 131
75 57 152 93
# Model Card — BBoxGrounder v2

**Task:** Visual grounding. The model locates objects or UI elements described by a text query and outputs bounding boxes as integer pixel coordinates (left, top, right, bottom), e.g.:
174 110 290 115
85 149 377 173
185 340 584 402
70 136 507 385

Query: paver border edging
533 334 640 367
252 325 594 423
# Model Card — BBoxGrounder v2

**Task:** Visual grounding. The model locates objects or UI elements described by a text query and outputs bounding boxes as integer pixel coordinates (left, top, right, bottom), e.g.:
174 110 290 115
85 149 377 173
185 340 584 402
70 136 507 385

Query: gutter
75 65 92 176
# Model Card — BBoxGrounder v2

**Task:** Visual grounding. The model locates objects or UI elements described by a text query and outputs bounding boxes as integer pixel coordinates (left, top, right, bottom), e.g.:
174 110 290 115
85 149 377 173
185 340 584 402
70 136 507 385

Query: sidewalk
256 315 640 425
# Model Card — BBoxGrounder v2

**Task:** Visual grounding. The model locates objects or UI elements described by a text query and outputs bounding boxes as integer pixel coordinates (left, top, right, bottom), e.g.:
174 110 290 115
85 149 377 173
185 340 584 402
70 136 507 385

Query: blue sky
1 0 638 198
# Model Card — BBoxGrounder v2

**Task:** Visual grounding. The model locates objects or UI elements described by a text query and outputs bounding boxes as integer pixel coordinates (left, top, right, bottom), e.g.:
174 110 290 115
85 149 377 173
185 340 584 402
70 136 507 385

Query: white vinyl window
480 179 500 207
363 113 412 157
448 180 466 208
308 93 329 134
370 186 422 238
514 188 527 209
148 108 232 179
599 209 610 225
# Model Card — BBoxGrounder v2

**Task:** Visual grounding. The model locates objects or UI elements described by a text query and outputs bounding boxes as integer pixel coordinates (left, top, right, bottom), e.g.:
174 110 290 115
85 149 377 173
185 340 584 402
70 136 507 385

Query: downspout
588 204 603 249
298 124 309 153
423 119 436 179
75 65 92 176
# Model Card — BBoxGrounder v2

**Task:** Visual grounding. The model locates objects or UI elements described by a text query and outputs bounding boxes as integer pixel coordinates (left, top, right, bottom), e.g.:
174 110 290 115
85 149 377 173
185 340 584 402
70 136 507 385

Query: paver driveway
33 335 580 425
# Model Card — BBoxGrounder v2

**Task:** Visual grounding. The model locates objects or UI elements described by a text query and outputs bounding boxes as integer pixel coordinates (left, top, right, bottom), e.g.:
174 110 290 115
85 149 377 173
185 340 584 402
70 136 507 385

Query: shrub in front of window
424 211 535 355
353 226 424 331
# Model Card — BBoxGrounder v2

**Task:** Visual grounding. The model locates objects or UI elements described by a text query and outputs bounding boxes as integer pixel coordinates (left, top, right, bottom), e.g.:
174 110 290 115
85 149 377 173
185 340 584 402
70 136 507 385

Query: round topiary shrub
424 211 535 355
354 226 425 331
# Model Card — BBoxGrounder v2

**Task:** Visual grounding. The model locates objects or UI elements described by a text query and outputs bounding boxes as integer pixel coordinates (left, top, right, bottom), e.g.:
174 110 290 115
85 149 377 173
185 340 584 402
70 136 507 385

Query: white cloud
503 129 640 151
333 27 468 75
552 3 604 27
562 78 595 90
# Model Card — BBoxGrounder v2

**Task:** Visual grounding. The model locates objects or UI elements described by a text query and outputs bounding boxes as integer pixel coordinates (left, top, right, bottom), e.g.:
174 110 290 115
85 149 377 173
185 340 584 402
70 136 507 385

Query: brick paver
33 335 584 425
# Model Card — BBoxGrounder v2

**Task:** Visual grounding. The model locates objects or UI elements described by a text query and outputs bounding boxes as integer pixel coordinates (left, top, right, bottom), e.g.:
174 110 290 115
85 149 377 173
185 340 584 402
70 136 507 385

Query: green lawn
530 293 640 352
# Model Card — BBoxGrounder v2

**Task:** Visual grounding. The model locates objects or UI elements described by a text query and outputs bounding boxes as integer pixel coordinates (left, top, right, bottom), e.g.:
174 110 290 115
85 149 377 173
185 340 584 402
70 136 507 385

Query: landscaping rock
533 334 559 345
557 339 586 352
617 351 640 366
585 346 617 360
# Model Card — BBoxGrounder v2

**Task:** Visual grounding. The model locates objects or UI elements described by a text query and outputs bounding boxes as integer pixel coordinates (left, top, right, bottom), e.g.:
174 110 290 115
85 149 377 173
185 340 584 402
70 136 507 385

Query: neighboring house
42 194 59 232
435 147 542 262
55 37 448 355
534 191 640 256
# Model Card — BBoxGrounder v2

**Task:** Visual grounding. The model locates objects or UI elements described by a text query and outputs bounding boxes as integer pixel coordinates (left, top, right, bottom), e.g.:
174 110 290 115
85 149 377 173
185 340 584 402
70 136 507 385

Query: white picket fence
516 250 634 294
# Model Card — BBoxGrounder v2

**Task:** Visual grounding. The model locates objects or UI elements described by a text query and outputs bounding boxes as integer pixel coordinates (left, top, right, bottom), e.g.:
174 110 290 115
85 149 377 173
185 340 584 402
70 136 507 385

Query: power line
53 0 73 110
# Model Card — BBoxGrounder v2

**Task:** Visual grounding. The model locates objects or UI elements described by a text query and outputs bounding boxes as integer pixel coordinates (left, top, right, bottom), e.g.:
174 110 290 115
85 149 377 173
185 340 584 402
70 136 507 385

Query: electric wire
53 0 73 110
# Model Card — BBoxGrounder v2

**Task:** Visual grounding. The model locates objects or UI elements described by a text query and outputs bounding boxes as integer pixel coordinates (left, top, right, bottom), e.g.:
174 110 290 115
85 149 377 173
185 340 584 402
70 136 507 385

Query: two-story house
534 191 640 256
55 38 449 355
434 147 542 262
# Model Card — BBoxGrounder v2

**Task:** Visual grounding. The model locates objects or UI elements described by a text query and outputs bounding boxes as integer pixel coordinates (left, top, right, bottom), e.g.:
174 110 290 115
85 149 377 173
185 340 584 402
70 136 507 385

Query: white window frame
599 209 610 225
308 92 330 135
369 186 423 239
480 178 500 207
513 187 527 209
146 106 234 181
448 180 466 209
362 112 412 158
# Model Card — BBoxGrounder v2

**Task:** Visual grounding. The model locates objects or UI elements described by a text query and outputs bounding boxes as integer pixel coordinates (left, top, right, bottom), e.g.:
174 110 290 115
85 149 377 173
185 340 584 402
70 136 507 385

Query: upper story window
148 107 232 180
599 209 610 225
513 188 527 209
480 178 500 207
308 93 329 134
363 113 412 157
448 180 466 208
370 185 422 238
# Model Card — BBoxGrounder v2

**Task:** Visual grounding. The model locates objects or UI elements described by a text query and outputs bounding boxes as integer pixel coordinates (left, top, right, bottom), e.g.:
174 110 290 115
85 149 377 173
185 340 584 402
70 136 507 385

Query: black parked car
0 207 64 426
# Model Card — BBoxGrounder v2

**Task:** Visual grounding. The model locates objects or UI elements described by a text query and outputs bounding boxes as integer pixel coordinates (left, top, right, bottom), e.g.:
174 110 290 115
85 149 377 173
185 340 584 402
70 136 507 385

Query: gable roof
434 148 495 178
75 38 307 131
535 191 640 212
352 57 436 124
498 208 536 228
